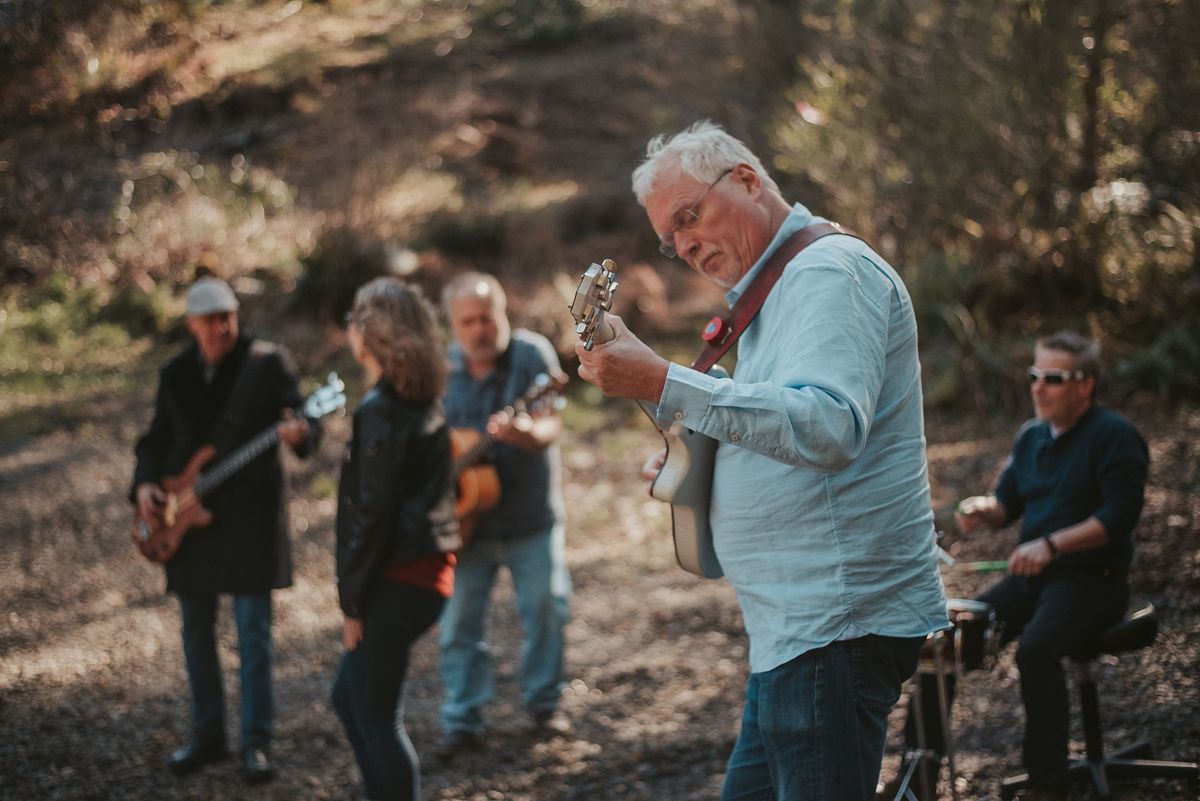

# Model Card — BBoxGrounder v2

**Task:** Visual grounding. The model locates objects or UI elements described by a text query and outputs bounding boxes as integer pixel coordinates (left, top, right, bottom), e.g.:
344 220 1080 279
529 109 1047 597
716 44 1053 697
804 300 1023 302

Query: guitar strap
214 340 274 453
691 222 860 373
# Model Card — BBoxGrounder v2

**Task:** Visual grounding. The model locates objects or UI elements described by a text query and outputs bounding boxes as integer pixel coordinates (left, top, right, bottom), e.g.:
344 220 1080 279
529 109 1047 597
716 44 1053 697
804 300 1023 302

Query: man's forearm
1046 515 1108 557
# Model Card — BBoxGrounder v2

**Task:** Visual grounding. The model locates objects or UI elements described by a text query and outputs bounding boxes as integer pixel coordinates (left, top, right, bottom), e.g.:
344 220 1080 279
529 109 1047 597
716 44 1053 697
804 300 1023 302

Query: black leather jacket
335 381 460 618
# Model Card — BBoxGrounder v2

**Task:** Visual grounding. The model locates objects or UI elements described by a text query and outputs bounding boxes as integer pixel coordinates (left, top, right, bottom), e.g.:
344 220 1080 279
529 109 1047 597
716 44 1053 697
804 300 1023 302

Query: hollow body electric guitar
570 260 724 579
450 371 569 548
132 373 347 563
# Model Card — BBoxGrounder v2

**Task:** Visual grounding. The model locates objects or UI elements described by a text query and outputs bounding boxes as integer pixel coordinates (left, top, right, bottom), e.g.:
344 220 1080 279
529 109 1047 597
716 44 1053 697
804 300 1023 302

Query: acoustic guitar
570 260 724 579
131 373 347 563
451 371 568 547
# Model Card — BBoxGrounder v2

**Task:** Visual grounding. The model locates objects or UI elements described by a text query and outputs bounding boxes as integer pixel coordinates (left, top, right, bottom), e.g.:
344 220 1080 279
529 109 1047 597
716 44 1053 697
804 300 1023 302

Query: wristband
1043 535 1059 559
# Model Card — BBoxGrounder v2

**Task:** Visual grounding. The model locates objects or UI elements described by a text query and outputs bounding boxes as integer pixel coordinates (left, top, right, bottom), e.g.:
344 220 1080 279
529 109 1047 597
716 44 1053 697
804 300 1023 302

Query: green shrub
95 284 175 338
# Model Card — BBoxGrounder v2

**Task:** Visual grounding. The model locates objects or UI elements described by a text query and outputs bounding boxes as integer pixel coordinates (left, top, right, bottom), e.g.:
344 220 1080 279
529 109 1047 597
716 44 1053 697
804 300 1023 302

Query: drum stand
886 629 960 801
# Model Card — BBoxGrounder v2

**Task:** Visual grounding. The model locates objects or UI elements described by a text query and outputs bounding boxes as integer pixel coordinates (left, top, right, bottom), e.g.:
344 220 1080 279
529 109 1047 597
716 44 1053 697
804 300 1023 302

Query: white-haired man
576 121 947 801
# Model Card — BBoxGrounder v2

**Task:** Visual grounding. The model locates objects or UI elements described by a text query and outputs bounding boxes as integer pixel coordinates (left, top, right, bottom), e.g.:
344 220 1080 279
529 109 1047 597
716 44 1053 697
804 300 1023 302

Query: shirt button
730 432 741 443
673 411 685 421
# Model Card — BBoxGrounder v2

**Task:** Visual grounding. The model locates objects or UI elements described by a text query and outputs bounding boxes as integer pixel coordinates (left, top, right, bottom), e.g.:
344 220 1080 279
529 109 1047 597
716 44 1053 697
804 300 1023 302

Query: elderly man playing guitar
575 121 947 801
131 276 321 783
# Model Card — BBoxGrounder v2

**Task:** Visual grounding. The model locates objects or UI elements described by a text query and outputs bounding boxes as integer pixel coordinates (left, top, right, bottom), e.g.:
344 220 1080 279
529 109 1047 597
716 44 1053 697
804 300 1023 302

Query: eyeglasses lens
1028 369 1067 385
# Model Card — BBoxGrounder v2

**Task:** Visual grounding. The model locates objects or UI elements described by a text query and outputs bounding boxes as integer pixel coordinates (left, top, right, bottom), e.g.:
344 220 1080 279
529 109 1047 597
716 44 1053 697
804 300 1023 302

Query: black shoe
242 747 275 784
532 709 573 735
433 729 483 759
166 740 229 775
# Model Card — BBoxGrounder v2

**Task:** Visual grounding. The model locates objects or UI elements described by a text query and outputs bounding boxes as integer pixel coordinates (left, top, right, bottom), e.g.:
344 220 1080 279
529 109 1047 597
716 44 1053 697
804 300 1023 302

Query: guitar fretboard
194 428 281 497
454 436 493 476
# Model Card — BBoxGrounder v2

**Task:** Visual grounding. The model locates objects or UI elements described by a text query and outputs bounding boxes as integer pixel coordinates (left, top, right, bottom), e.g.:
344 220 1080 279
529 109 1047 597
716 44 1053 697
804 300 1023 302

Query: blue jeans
722 634 923 801
331 580 445 801
439 524 571 733
177 592 273 750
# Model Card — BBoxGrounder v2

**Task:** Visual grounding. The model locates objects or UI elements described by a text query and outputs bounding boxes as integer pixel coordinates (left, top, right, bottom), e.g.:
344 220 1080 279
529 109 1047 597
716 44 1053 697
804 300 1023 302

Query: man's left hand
575 314 670 403
488 409 537 449
1008 538 1054 577
277 408 310 447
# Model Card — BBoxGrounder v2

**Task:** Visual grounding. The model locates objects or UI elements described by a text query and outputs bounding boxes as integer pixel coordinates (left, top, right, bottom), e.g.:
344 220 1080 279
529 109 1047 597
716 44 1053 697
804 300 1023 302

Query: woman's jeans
177 592 273 751
331 580 445 801
438 524 571 734
722 634 923 801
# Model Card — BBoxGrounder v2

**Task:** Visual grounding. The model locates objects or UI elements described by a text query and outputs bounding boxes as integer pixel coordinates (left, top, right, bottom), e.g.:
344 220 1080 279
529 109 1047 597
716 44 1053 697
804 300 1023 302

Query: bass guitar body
645 367 727 579
450 427 501 547
131 446 216 563
130 373 346 565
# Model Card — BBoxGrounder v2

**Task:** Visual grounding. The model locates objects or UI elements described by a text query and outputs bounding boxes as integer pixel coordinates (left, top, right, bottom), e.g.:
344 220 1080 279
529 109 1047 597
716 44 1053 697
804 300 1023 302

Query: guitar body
650 422 724 579
130 373 346 565
642 363 728 579
131 446 216 563
450 427 501 547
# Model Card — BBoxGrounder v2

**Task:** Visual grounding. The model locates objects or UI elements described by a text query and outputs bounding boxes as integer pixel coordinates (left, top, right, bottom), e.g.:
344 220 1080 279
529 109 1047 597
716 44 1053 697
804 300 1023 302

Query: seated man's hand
955 495 1002 533
1008 538 1054 577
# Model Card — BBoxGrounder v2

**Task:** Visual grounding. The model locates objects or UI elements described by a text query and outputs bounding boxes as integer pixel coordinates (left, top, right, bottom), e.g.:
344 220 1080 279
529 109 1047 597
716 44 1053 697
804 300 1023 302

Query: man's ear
731 163 761 195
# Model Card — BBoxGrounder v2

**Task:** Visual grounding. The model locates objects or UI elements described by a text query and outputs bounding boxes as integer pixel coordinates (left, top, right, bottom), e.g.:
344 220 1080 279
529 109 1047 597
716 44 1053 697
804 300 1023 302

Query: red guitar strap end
701 316 730 345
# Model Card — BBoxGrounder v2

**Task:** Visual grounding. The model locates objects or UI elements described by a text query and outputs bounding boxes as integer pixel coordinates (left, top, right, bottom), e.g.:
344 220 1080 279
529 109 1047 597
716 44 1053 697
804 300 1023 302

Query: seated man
883 330 1149 801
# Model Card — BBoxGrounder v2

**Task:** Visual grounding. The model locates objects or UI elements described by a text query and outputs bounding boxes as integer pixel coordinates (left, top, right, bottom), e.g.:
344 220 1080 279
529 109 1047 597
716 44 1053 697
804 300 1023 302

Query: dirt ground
2 393 1198 801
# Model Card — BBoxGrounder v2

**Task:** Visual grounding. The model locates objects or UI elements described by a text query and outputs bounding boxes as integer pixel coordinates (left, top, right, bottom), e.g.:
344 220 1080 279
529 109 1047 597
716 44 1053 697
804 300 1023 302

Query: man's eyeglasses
1028 367 1087 385
658 167 734 259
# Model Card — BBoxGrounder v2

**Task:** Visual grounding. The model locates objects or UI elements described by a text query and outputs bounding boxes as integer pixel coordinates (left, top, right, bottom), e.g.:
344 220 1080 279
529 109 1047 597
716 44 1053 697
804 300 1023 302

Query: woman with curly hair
332 277 461 801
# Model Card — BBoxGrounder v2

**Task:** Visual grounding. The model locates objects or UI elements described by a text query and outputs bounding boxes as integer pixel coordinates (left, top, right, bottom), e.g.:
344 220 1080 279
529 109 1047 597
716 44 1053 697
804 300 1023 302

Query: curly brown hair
348 278 446 402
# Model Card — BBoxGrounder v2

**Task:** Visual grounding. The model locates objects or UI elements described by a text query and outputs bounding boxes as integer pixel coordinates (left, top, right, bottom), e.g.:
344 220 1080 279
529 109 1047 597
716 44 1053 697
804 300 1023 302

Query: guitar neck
636 399 663 429
193 427 281 497
454 434 494 476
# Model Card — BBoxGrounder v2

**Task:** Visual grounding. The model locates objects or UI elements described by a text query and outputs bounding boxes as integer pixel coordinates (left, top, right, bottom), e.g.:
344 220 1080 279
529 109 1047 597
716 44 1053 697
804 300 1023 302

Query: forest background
1 1 1198 800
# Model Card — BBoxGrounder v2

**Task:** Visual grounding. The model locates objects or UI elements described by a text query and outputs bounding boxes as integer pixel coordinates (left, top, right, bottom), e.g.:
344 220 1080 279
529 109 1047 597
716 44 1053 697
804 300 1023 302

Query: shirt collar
725 202 821 307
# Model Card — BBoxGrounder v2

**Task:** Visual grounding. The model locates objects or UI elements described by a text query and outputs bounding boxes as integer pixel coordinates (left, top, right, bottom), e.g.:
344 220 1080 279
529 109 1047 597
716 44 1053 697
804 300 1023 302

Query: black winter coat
131 336 320 595
335 381 461 618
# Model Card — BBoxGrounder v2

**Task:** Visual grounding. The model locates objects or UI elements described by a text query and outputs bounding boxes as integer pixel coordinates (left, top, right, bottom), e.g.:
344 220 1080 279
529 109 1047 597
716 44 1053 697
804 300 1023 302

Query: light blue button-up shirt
656 203 948 673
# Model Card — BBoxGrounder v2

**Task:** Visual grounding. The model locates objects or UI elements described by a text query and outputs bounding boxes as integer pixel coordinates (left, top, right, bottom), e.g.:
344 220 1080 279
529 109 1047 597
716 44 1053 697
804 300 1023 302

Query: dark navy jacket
993 404 1149 574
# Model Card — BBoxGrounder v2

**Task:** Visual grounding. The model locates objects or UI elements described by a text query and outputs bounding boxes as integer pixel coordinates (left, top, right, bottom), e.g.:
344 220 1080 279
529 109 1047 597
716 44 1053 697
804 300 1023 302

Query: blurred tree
760 0 1200 407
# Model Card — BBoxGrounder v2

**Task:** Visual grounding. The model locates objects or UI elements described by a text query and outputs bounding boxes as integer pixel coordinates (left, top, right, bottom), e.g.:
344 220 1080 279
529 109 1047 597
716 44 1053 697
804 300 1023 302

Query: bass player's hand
277 408 310 448
135 482 166 524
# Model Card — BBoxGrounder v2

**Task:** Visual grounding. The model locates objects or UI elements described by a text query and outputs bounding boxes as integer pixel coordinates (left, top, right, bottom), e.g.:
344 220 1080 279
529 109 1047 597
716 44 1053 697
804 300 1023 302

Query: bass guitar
570 260 724 579
451 370 568 546
131 373 347 563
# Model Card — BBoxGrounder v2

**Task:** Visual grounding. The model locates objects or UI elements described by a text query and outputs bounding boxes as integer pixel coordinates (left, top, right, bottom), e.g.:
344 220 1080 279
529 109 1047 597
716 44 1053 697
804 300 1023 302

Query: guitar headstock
512 370 569 416
569 259 619 351
304 372 348 419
